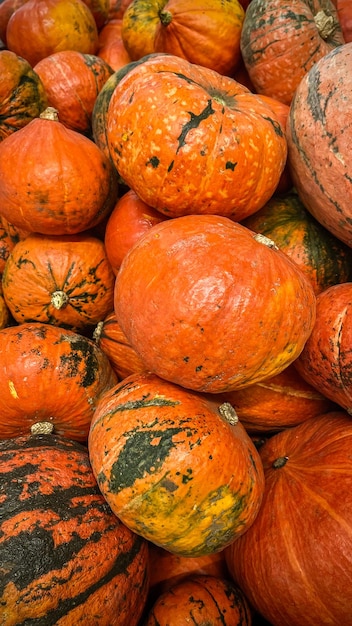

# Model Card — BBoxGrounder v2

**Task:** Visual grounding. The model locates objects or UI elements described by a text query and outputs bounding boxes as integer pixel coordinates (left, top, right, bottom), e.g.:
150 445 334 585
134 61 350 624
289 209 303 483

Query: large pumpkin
106 53 287 220
0 107 118 235
0 322 117 442
226 410 352 625
114 215 316 393
88 371 265 556
287 43 352 247
240 0 344 105
0 430 149 624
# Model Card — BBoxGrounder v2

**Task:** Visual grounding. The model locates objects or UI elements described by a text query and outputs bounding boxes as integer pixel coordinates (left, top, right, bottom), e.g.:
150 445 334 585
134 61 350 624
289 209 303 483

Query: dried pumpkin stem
218 402 239 426
254 233 278 250
93 320 104 342
31 421 54 435
159 9 172 26
314 10 337 39
51 290 69 309
272 456 289 469
40 106 59 121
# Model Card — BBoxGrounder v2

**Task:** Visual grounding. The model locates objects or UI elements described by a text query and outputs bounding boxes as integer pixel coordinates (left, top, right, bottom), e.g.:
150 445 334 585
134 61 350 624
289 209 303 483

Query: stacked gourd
0 1 352 625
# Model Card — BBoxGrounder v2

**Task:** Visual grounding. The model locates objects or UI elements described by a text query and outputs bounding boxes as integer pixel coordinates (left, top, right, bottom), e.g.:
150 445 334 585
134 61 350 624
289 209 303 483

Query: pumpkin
97 18 133 71
0 50 48 141
226 410 352 626
83 0 110 28
287 43 352 247
0 322 117 441
0 0 28 45
144 575 252 625
256 94 292 193
294 282 352 412
6 0 99 67
104 188 166 273
219 364 335 434
108 0 131 18
0 289 10 329
114 215 316 393
0 215 27 276
2 232 115 331
88 371 265 556
0 429 149 624
242 190 352 295
334 0 352 41
240 0 344 105
0 107 118 235
106 53 287 219
34 51 113 135
121 0 245 77
93 310 147 379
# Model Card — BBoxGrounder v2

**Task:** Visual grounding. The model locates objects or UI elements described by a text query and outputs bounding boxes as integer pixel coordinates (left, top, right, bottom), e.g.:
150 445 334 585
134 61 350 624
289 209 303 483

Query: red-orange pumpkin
0 107 118 235
0 215 27 276
334 0 352 41
0 0 28 45
97 18 133 71
88 371 265 556
0 430 149 624
226 410 352 625
114 215 316 393
0 322 117 441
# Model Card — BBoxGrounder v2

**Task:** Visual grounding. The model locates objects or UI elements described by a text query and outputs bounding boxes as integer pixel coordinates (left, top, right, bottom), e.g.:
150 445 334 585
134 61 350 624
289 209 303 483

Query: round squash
226 410 352 626
0 430 149 624
0 322 117 441
97 18 132 71
106 53 287 220
287 43 352 247
88 371 265 556
114 215 316 393
0 107 118 235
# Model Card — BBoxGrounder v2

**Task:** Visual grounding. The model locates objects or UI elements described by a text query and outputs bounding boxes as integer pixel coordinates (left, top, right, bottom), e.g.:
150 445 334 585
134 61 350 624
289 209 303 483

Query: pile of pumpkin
0 0 352 624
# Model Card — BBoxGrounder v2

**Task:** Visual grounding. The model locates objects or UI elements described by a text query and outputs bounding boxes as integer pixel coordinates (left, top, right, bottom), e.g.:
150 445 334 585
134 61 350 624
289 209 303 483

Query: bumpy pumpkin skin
240 0 344 105
114 215 316 393
106 53 287 220
122 0 245 77
226 411 352 626
287 43 352 247
0 432 149 625
0 108 118 235
0 322 117 441
88 372 265 556
294 282 352 412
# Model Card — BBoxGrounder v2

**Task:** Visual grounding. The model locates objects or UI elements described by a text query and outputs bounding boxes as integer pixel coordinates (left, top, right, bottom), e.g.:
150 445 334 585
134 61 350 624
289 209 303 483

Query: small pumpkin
97 18 133 71
287 42 352 247
0 430 149 624
226 410 352 626
2 232 116 331
88 371 265 556
144 575 252 626
0 322 117 441
0 107 118 235
114 215 316 393
34 50 113 135
240 0 344 105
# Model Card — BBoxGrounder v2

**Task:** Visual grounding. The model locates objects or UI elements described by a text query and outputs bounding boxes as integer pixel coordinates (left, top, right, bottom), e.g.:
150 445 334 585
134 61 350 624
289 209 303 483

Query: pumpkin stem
31 421 54 435
314 10 338 39
253 232 279 250
93 320 104 342
40 106 60 122
218 402 239 426
51 290 69 310
159 9 172 26
272 456 289 469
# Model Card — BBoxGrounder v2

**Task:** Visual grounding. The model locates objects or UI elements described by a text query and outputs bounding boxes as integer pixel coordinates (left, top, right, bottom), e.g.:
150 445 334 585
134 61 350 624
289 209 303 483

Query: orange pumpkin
256 94 292 193
0 0 28 45
88 371 265 556
34 51 113 135
121 0 245 76
333 0 352 41
0 107 118 235
0 322 117 441
97 18 133 71
83 0 110 28
114 215 316 393
106 53 287 220
0 215 27 276
108 0 131 18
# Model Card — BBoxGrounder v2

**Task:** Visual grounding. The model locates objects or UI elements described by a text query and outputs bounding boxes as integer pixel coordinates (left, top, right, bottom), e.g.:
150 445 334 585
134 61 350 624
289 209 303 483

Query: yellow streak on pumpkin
8 380 19 399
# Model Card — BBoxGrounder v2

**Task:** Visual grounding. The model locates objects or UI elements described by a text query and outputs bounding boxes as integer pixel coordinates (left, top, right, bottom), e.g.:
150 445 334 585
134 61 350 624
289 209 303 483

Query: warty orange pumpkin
88 371 265 557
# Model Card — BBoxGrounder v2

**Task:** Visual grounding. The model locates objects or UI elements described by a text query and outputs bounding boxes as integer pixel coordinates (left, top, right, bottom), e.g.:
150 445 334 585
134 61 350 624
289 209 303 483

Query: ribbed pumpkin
2 232 115 331
144 575 252 626
226 410 352 626
294 282 352 412
287 43 352 247
88 371 265 556
0 107 118 235
240 0 344 105
106 53 287 220
34 51 113 135
0 49 48 141
121 0 245 76
0 0 28 45
6 0 99 67
0 322 117 441
242 190 352 295
94 310 146 379
0 430 149 624
114 215 316 393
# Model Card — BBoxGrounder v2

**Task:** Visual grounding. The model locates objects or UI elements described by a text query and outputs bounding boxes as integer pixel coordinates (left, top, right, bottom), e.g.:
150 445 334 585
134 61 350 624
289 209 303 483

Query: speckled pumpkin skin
106 53 287 220
287 43 352 247
88 371 265 557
